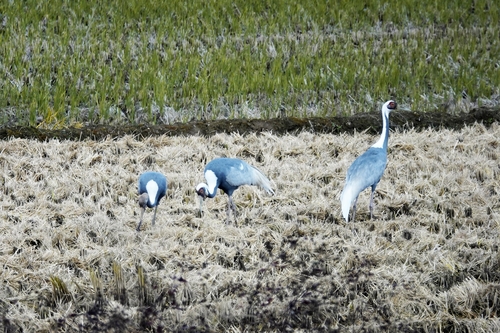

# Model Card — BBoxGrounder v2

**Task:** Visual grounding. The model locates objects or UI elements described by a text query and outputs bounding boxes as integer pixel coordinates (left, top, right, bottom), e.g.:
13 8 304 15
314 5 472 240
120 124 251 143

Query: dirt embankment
0 106 499 141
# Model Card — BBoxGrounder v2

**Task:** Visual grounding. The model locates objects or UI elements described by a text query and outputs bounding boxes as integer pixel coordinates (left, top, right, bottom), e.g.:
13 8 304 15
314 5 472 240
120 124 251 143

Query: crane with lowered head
196 157 275 223
137 171 167 231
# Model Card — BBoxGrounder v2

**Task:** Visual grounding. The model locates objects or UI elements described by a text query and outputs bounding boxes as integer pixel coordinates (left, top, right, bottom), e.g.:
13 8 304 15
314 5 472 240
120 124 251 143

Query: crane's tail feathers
250 166 275 195
340 186 355 222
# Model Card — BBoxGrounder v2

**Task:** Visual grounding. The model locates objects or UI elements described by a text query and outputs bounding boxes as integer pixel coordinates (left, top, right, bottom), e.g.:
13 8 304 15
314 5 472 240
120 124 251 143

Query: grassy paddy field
0 0 499 127
0 123 499 332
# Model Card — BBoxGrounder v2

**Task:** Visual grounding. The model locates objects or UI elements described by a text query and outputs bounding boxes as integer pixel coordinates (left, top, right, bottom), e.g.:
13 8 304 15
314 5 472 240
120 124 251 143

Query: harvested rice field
1 122 500 332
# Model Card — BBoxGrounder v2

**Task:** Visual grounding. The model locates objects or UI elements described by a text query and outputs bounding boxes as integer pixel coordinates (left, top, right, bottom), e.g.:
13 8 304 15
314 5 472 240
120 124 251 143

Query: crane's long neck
203 169 221 198
371 111 390 150
206 186 218 198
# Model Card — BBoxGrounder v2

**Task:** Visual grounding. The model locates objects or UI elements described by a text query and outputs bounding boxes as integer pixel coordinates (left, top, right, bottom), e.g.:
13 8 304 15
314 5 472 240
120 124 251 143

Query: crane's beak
137 207 145 231
197 195 205 217
137 193 149 231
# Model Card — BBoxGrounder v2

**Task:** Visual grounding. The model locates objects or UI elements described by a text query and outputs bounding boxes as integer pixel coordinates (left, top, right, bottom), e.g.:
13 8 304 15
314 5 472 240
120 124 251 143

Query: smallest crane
137 171 167 231
340 100 397 222
195 157 275 223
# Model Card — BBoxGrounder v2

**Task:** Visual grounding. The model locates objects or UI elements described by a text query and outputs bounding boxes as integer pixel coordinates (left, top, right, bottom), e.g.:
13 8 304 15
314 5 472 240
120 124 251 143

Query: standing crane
195 157 275 223
340 100 397 222
137 171 167 231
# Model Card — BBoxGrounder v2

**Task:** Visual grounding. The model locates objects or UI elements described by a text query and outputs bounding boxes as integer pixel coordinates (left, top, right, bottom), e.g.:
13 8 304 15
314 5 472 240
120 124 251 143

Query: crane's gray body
196 157 274 222
340 100 396 222
203 158 273 198
137 171 167 231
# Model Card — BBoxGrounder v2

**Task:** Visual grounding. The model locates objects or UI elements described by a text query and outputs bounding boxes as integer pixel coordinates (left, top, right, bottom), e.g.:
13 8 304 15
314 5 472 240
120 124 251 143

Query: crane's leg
136 208 145 231
152 205 158 226
226 198 232 224
226 195 237 224
230 196 237 217
369 189 375 219
351 197 358 222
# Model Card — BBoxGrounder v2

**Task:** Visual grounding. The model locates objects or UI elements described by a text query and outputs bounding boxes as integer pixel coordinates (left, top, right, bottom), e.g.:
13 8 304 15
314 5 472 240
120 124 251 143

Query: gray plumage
196 158 274 222
137 171 167 231
340 100 397 222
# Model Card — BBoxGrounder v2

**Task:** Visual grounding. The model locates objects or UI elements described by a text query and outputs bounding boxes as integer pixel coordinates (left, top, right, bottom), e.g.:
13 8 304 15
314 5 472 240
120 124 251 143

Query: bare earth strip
0 124 499 332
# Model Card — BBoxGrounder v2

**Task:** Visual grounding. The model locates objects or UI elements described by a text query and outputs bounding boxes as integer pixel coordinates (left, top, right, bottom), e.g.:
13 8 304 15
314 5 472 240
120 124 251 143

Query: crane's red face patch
388 101 397 110
197 187 207 199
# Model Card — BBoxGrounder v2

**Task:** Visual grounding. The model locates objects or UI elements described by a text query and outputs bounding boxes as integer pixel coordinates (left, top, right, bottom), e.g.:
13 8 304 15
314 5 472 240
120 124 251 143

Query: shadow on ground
1 107 499 141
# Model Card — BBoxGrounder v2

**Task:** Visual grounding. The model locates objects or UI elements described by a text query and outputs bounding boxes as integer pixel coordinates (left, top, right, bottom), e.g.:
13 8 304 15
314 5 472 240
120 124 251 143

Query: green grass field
1 0 499 127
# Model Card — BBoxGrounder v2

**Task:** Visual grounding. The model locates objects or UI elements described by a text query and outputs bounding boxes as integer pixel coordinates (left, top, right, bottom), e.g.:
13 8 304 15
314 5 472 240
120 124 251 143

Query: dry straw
0 123 499 331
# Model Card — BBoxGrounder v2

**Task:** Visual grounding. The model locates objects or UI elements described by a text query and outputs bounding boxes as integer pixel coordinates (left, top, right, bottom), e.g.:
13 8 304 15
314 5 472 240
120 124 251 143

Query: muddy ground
1 107 499 141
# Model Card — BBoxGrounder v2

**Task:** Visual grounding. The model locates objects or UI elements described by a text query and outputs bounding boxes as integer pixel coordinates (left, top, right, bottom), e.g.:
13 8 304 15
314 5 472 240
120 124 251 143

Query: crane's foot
136 221 143 232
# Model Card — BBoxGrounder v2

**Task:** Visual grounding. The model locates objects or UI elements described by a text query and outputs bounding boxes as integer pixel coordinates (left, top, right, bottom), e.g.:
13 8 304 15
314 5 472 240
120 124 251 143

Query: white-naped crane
196 157 275 223
137 171 167 231
340 100 397 222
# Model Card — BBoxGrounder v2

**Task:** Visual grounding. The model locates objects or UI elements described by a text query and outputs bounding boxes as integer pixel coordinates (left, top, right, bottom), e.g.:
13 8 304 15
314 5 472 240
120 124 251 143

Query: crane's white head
195 183 208 215
372 100 397 149
196 183 208 199
138 192 149 209
382 100 397 116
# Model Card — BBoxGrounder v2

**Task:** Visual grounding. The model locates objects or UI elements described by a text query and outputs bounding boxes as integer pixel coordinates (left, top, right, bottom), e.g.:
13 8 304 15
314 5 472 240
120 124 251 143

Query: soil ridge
0 107 498 141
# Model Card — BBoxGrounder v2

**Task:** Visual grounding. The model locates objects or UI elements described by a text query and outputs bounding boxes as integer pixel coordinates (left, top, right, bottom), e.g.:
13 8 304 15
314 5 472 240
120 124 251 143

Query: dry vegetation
0 123 499 332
